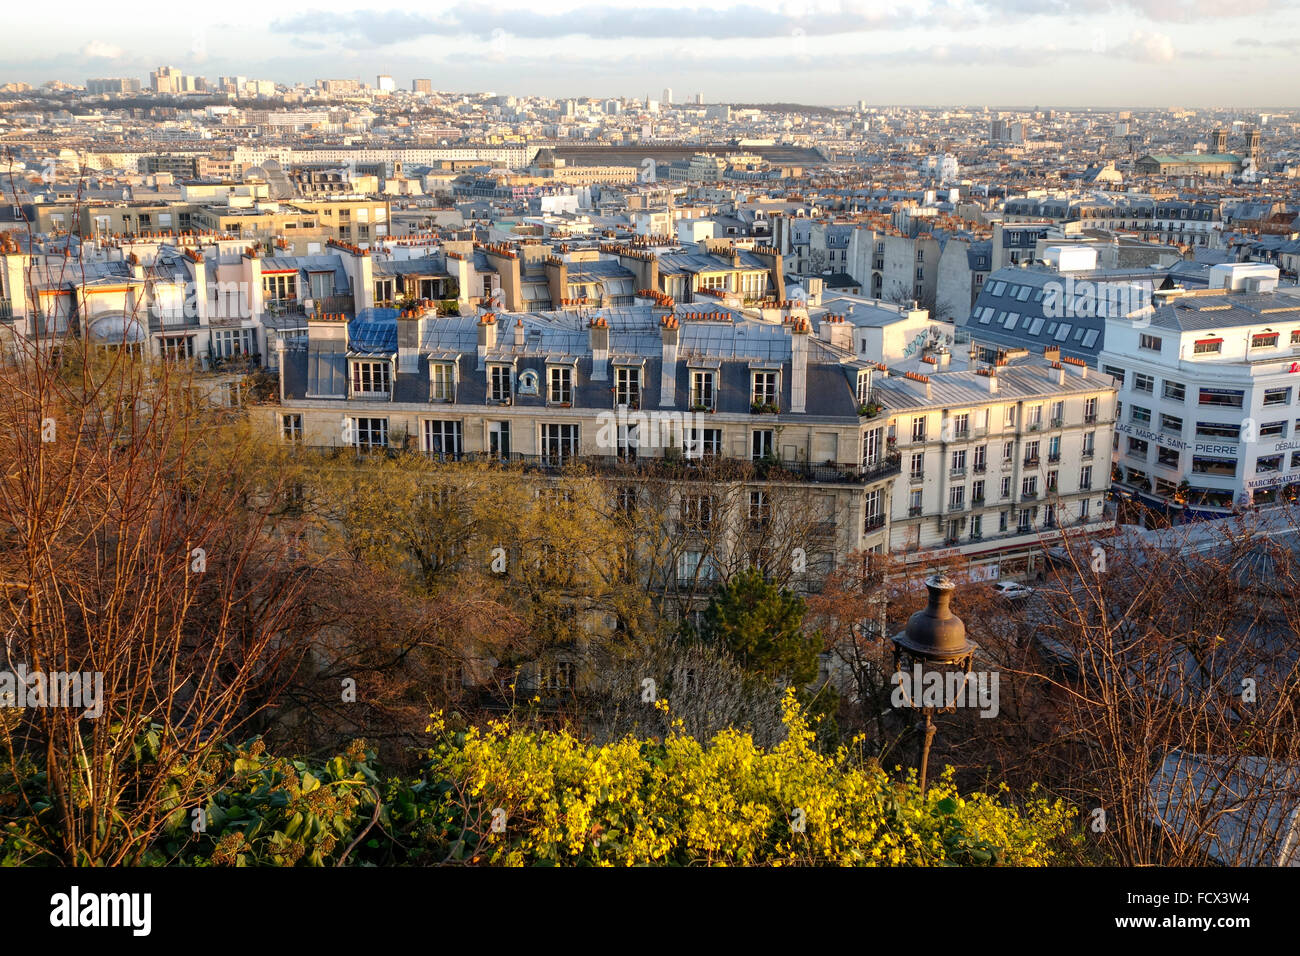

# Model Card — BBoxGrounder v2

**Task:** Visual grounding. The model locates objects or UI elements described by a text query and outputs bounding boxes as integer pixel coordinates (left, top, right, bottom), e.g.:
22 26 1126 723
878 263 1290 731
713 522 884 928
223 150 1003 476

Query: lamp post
890 571 975 794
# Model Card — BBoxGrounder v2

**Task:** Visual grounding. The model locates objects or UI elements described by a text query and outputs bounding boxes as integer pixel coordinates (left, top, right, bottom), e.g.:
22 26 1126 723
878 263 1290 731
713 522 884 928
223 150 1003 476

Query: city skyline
3 0 1299 106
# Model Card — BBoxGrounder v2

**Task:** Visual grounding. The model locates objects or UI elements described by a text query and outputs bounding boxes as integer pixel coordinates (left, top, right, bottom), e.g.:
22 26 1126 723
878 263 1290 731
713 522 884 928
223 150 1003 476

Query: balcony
949 467 967 479
863 513 886 532
947 501 967 513
1023 456 1040 468
973 463 987 474
907 505 924 517
972 496 985 507
0 298 12 321
909 472 926 485
1027 422 1043 432
1081 450 1095 460
1048 454 1061 464
1021 489 1039 500
1050 417 1064 429
1084 413 1098 425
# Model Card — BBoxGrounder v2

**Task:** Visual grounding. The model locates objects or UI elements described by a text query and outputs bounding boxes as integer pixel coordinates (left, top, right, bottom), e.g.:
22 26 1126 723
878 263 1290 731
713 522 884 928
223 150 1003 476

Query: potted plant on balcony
750 400 779 414
857 401 882 418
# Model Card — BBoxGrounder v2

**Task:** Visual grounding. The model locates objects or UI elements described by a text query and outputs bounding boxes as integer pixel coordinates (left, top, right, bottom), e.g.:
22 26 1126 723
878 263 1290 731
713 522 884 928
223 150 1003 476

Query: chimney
476 312 498 370
659 315 679 407
790 316 809 413
514 317 525 348
1054 362 1065 386
396 305 426 373
987 369 998 394
589 315 610 381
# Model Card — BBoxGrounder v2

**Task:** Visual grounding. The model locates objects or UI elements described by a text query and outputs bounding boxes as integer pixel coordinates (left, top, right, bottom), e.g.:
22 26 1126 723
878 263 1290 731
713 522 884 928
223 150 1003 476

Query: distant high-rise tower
693 92 704 105
376 74 395 93
662 87 672 105
412 78 432 93
1211 128 1227 153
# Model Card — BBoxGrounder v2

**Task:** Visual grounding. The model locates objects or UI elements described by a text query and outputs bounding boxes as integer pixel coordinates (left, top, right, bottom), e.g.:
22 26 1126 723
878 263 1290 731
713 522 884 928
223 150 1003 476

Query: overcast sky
3 0 1297 106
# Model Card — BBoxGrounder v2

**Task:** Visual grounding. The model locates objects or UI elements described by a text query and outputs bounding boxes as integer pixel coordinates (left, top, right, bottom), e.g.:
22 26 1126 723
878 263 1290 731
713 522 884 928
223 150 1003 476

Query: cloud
272 3 917 46
1113 30 1176 62
81 40 125 60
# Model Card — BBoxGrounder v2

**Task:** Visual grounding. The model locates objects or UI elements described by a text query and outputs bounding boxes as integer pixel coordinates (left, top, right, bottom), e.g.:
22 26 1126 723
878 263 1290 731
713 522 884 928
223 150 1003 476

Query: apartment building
270 302 902 592
876 353 1117 580
1102 264 1300 516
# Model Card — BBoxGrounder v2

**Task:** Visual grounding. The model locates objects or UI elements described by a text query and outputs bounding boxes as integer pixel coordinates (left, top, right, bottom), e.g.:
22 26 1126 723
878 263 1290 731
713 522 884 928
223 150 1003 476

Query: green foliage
2 705 1081 867
701 567 819 686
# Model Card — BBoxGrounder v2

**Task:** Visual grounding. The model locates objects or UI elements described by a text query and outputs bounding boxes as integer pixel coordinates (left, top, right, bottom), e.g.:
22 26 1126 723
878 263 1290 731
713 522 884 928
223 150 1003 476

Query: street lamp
890 571 976 794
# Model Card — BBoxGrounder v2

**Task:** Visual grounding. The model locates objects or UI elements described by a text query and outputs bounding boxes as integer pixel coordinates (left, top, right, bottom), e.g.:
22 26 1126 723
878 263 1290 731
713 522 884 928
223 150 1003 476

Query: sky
2 0 1298 107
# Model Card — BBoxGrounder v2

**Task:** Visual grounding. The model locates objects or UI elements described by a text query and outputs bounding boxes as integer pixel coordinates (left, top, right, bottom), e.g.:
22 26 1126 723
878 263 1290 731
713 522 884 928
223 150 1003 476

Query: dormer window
615 366 641 408
489 364 512 403
751 371 779 407
430 362 455 402
856 370 871 405
548 365 573 405
690 370 716 410
351 359 391 398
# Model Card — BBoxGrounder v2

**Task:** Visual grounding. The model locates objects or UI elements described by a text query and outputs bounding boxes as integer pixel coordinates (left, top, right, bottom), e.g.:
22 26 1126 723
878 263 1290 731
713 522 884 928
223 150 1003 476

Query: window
1157 446 1179 468
488 420 511 457
690 370 716 410
541 423 579 465
862 429 882 466
1192 456 1236 477
1193 339 1223 355
423 420 462 459
864 489 884 530
280 413 302 442
1003 441 1014 461
211 328 253 357
1082 431 1095 457
1047 470 1058 492
752 370 778 407
677 550 717 585
1048 435 1061 462
973 444 987 472
681 494 715 533
1261 420 1288 438
1022 476 1038 498
489 365 512 403
1103 365 1125 386
1004 405 1016 427
1163 380 1185 402
1160 413 1183 435
1017 509 1033 533
1199 388 1244 408
1292 330 1300 345
950 412 970 438
911 416 927 442
909 452 924 479
949 486 965 511
1130 405 1151 426
1263 387 1292 406
999 511 1009 532
431 363 455 402
548 365 573 404
1024 440 1040 465
856 370 872 405
1128 437 1149 457
685 427 722 458
752 429 774 461
951 449 967 475
615 366 641 407
908 489 923 515
748 490 771 528
1256 454 1283 474
351 361 391 397
1080 465 1093 490
1252 332 1279 349
159 335 194 360
348 417 388 449
1000 476 1012 498
1196 421 1240 440
1139 333 1162 351
1133 373 1155 394
1027 405 1043 428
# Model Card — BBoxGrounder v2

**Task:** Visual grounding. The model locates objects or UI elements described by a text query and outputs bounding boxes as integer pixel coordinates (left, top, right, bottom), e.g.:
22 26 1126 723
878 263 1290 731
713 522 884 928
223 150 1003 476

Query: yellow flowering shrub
425 692 1076 866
